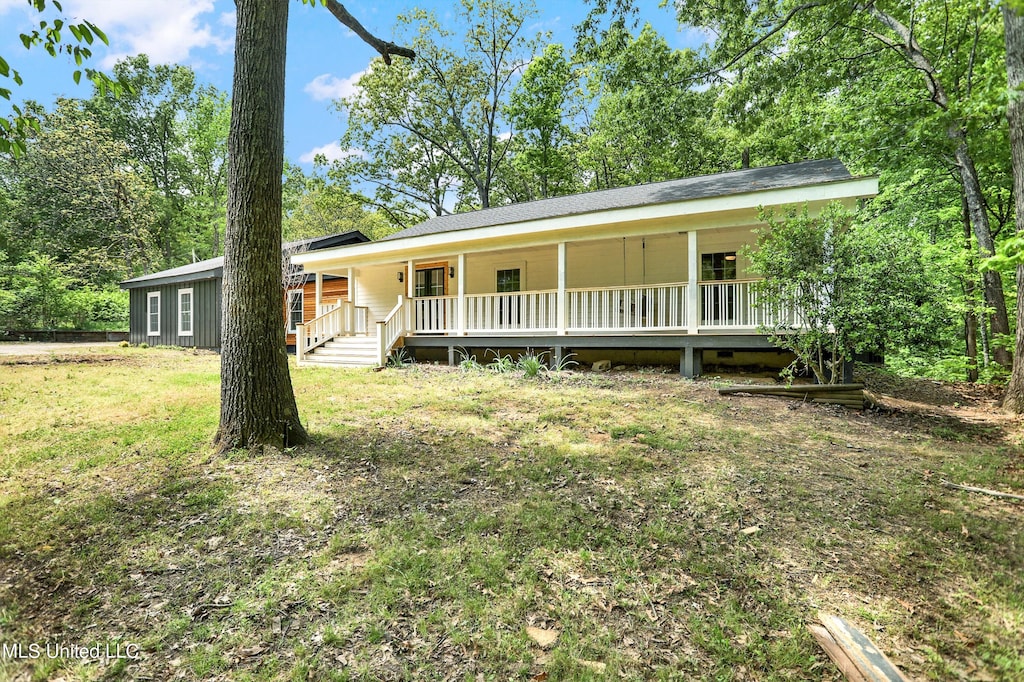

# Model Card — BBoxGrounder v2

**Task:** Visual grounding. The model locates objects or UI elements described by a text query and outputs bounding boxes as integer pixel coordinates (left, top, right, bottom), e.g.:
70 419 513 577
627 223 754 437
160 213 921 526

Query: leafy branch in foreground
748 202 933 384
1 0 122 157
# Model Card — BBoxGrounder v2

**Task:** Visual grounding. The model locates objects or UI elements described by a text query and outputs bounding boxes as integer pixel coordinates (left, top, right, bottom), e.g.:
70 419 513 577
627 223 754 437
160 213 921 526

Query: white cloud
59 0 233 69
304 71 365 102
299 142 363 164
0 0 25 15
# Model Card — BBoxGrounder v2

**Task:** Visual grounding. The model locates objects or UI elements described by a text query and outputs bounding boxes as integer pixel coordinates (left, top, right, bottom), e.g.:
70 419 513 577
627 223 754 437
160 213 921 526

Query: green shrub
516 351 546 378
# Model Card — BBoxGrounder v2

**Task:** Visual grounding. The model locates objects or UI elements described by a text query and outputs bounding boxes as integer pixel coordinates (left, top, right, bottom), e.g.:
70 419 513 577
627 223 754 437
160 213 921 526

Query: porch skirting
402 333 783 378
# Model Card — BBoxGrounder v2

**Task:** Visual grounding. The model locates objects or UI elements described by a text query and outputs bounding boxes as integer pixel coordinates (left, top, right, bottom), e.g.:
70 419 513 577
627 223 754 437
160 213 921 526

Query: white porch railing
318 299 342 317
465 290 557 333
377 295 410 366
567 283 687 332
296 300 370 365
301 280 792 366
414 295 458 334
698 279 798 329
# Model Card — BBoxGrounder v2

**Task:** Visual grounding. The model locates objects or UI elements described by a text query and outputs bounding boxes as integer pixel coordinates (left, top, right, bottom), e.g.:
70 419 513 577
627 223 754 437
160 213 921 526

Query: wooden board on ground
808 612 910 682
718 383 865 395
718 383 868 408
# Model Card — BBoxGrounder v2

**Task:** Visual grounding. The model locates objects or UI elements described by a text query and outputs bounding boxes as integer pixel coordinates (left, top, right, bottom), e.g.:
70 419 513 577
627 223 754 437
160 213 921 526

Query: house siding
129 278 221 348
285 277 349 346
354 263 405 322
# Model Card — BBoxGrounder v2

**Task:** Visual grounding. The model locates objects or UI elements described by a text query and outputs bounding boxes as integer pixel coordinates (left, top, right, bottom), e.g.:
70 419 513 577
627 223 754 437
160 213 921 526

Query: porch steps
302 335 379 367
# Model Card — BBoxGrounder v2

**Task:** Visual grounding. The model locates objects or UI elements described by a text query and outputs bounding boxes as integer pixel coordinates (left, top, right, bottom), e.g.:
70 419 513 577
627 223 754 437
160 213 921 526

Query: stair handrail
376 295 407 366
297 299 373 365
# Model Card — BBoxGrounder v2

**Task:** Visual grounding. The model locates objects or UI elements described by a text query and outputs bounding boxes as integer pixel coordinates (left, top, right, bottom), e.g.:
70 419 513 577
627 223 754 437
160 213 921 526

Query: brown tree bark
215 1 412 450
216 0 307 451
1002 4 1024 411
953 141 1013 368
962 193 979 383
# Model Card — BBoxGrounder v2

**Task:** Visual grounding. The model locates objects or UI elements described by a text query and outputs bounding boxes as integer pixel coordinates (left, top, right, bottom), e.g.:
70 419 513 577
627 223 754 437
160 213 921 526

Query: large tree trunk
952 140 1013 369
216 0 308 451
1003 4 1024 411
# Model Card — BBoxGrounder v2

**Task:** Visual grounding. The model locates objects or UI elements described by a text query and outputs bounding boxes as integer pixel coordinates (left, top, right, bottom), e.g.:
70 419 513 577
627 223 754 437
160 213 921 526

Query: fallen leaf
740 526 761 535
526 626 559 649
578 660 606 672
206 535 224 550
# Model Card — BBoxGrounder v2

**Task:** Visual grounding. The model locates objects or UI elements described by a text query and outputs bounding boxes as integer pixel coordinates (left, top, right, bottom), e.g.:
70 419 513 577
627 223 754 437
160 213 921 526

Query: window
287 289 304 333
701 252 737 281
178 288 193 337
414 266 446 297
147 292 160 336
496 268 521 293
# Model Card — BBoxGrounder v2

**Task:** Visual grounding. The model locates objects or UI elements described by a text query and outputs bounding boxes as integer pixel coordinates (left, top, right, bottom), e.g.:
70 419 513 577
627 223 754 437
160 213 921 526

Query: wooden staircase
300 335 380 367
296 296 410 369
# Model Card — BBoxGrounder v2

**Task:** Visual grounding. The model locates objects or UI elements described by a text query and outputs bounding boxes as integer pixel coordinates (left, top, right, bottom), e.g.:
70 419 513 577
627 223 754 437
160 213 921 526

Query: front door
415 266 446 298
496 267 521 327
415 265 447 332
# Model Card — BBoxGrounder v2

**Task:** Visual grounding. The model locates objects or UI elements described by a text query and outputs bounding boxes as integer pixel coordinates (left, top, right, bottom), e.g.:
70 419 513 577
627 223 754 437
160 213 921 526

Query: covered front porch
295 227 795 368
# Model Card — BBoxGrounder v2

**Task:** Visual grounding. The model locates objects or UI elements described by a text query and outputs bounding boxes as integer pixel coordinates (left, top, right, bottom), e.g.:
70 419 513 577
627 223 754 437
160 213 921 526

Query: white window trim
177 288 194 337
287 289 304 333
147 291 160 336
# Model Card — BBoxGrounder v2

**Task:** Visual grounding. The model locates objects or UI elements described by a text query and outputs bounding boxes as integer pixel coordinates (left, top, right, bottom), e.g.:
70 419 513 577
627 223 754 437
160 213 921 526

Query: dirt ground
0 341 123 356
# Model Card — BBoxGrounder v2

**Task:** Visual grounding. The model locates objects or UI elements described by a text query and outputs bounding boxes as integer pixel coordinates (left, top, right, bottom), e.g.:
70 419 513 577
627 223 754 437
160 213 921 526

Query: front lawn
0 348 1021 680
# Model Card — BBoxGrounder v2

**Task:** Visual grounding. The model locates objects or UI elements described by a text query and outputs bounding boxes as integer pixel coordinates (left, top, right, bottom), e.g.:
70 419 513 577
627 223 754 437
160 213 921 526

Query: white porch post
457 253 466 336
346 267 354 303
687 231 699 334
314 271 323 311
406 259 414 299
557 242 567 335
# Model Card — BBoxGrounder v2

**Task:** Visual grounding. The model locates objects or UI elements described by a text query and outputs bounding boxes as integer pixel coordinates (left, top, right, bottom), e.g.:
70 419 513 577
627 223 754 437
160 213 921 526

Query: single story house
120 230 369 349
289 159 877 375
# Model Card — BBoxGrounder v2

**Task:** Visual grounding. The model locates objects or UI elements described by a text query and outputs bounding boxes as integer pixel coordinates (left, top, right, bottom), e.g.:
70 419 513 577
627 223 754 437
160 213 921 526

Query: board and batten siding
129 278 222 348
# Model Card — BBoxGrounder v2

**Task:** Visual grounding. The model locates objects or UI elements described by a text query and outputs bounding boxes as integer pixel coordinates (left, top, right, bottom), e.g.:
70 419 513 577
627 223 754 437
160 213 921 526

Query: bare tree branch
324 0 415 65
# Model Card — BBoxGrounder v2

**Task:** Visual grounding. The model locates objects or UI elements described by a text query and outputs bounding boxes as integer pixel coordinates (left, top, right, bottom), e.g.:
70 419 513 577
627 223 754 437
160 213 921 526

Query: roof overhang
293 176 878 271
120 268 223 289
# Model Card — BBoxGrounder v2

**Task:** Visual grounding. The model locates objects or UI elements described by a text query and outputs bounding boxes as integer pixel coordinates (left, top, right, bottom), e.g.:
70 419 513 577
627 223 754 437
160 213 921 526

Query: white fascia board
293 177 878 270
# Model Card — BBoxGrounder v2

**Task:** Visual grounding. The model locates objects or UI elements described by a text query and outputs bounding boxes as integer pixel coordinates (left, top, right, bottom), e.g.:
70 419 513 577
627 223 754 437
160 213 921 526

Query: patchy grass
0 347 1022 681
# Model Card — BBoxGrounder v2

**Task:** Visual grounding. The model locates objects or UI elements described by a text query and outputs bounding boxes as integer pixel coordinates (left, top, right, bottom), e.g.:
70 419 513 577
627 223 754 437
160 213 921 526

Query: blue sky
0 0 689 169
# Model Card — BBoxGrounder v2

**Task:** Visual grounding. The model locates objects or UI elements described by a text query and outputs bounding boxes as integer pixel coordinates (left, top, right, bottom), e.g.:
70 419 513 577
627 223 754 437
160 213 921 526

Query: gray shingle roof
384 159 853 241
120 230 368 288
120 256 224 287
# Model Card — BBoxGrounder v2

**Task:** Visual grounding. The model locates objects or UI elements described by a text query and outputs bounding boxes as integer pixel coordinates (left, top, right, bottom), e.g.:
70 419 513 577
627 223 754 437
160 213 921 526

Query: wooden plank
718 383 865 395
810 398 867 407
808 623 869 682
817 613 910 682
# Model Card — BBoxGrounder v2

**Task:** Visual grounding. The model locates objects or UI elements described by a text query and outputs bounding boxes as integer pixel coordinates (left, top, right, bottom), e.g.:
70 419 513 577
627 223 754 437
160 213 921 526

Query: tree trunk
215 0 308 451
962 193 979 382
1002 4 1024 411
952 139 1013 369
